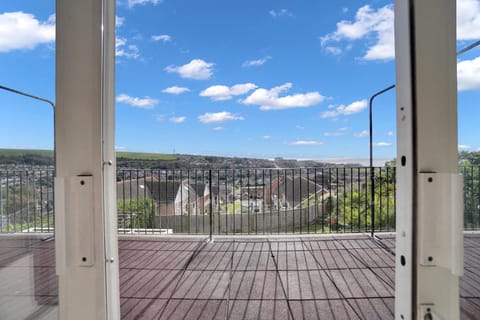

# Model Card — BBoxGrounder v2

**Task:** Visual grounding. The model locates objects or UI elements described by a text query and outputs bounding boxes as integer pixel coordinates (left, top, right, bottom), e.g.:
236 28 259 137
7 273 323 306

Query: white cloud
115 146 127 151
289 140 324 146
459 144 471 150
155 114 165 122
354 130 369 138
165 59 214 80
0 12 55 52
321 99 368 118
321 4 394 61
198 112 244 124
116 93 157 108
242 56 272 67
324 127 348 137
296 125 305 130
162 86 190 95
387 131 394 136
457 0 480 40
263 135 272 140
325 46 343 56
152 34 171 42
115 37 139 59
324 132 346 137
212 127 224 131
269 9 293 18
374 142 392 147
200 83 257 101
127 0 161 8
321 0 480 61
241 83 325 111
169 116 186 123
116 16 125 27
458 57 480 91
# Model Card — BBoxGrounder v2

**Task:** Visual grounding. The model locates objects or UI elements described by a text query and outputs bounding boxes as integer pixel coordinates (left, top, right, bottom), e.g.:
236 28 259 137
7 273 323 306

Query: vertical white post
395 0 461 319
55 0 119 319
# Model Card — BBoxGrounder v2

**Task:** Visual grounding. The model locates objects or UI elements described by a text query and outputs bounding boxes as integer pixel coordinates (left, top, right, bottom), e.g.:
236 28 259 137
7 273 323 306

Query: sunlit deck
1 233 479 319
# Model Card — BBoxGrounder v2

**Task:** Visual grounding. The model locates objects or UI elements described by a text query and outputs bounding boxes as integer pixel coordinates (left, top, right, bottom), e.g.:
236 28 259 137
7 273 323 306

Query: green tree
117 198 156 229
334 164 396 232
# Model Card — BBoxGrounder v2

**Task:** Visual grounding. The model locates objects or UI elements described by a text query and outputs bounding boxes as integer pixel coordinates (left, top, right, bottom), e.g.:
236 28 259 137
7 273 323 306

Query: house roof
146 180 181 203
116 178 153 201
277 176 325 205
117 177 181 203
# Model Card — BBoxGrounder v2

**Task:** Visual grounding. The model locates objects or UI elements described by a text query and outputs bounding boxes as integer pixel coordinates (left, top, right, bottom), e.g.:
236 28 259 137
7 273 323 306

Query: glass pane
0 0 57 318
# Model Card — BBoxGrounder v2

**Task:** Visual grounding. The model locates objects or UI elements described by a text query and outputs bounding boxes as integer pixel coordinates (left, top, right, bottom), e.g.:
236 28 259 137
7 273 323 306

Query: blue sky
0 0 479 160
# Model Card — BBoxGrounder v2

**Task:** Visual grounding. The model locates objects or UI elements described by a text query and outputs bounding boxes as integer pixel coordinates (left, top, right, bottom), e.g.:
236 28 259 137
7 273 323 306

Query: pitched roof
117 177 180 203
277 176 324 206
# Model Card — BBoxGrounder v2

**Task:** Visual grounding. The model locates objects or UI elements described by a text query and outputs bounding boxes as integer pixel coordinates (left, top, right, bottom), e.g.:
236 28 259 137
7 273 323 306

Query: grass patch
116 152 177 161
0 149 53 157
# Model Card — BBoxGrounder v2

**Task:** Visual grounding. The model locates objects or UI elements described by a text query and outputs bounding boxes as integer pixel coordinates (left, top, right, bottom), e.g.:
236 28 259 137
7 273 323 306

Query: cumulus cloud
116 37 139 59
321 4 394 61
354 130 369 138
242 56 272 67
0 12 55 52
321 99 368 118
152 34 171 42
116 16 125 27
241 83 325 111
169 116 186 123
116 93 157 108
324 46 343 56
127 0 162 8
198 112 244 124
458 57 480 91
165 59 214 80
269 9 293 18
200 83 257 101
212 127 224 131
457 0 480 40
374 142 392 147
263 135 272 140
162 86 190 95
321 0 480 61
458 144 471 150
288 140 324 146
324 127 349 137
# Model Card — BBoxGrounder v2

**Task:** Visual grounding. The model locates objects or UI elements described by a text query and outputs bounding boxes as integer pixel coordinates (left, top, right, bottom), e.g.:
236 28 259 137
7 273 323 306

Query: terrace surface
1 233 479 319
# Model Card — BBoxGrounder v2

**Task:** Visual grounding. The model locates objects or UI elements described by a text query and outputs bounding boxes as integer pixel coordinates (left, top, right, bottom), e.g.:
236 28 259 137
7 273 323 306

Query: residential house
116 177 180 217
266 176 328 210
174 180 206 215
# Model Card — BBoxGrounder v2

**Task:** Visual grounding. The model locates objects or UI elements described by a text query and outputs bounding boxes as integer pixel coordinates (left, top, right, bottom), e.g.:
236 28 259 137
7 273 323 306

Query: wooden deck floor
1 234 479 319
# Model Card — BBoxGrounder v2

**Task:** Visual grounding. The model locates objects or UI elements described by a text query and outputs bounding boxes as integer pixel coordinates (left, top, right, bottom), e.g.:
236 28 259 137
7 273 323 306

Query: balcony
1 166 479 319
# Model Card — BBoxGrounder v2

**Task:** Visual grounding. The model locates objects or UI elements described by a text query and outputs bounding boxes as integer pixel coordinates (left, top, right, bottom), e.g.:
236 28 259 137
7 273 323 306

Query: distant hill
0 149 274 169
0 149 343 169
0 149 179 167
0 149 54 166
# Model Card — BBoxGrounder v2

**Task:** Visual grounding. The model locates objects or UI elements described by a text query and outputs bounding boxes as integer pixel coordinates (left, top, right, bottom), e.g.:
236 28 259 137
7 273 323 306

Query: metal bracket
420 304 444 320
418 173 463 276
55 175 95 274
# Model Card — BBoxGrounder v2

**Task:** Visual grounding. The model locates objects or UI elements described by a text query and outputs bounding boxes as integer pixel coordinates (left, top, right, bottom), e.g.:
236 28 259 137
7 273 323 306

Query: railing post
370 167 375 237
209 169 213 242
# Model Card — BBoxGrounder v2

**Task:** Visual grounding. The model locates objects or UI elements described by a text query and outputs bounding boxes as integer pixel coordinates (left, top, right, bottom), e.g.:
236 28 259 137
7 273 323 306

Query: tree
117 198 156 229
334 164 396 232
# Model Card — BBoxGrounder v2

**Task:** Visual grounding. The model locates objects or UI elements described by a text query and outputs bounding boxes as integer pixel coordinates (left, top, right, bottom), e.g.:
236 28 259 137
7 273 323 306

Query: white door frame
394 1 462 319
55 0 119 319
